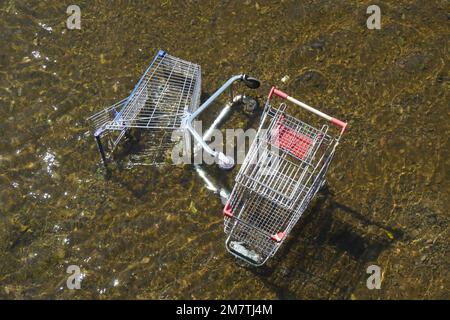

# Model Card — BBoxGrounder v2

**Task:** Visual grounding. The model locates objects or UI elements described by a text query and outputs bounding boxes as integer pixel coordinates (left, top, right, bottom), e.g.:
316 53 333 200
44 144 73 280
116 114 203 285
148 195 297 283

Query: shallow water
0 0 449 299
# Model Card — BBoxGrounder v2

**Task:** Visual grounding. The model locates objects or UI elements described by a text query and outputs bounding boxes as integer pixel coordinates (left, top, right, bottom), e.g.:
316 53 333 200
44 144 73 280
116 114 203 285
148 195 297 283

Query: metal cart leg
94 130 108 168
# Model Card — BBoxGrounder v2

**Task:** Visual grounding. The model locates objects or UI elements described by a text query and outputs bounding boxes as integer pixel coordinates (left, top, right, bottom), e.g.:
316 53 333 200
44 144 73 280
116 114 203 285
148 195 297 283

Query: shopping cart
223 87 347 266
88 50 260 168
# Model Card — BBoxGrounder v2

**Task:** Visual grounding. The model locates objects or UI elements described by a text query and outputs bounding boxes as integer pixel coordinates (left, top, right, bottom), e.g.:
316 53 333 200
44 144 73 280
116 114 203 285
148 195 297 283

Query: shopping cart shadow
248 185 403 299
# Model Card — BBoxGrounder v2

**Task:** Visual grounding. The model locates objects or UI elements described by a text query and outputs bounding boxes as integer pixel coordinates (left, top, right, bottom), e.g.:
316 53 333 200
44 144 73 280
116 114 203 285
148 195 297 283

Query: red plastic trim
271 231 286 242
223 202 233 218
273 88 288 99
268 87 289 100
275 124 312 160
268 86 276 100
330 117 348 134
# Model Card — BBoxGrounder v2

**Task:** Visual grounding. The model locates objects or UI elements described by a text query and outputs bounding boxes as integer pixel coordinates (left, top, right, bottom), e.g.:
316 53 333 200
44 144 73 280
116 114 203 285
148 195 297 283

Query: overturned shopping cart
223 87 347 266
88 50 259 168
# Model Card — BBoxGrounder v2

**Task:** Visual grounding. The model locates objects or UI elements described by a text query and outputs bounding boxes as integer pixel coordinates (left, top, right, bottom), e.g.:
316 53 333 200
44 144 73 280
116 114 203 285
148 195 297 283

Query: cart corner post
94 128 108 168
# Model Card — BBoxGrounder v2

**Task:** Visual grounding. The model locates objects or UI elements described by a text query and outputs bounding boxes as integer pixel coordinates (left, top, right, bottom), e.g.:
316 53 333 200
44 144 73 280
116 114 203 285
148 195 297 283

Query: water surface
0 0 448 299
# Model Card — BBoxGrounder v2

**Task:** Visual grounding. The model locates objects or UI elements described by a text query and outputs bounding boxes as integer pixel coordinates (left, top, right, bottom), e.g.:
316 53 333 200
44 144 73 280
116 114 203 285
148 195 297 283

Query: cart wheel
242 96 259 114
242 75 261 89
218 153 235 170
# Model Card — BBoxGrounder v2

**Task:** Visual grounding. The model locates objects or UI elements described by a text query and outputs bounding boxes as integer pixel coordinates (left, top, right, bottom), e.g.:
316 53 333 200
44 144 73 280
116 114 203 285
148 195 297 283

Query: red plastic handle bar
268 86 347 134
330 117 347 133
268 87 288 99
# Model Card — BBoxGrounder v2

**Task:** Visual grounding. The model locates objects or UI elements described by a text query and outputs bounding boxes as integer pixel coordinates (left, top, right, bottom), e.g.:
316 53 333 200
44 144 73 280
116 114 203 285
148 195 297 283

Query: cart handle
186 74 260 169
268 87 347 135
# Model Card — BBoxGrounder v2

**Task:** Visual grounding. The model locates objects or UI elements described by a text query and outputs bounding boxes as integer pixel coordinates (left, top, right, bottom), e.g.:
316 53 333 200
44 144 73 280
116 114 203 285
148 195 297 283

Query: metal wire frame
87 51 201 166
280 143 337 238
87 98 129 156
224 183 293 266
88 98 128 134
224 101 340 266
235 103 333 211
224 147 338 266
109 53 201 130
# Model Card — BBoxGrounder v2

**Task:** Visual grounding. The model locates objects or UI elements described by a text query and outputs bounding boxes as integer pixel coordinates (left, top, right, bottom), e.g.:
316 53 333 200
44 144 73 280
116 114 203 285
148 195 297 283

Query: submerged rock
290 70 328 90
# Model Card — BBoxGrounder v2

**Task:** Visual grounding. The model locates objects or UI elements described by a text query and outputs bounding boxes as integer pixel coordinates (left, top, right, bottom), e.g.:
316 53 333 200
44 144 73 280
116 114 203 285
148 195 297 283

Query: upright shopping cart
223 87 347 266
88 50 260 168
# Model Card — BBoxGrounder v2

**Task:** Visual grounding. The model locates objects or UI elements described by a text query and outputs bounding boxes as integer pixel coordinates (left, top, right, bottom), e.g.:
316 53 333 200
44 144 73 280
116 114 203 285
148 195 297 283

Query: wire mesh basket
87 50 201 166
224 87 347 266
235 104 332 211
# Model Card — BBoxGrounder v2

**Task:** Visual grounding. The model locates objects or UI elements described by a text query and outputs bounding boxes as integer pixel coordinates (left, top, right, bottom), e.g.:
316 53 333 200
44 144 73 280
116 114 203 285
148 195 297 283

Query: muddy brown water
0 1 448 299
